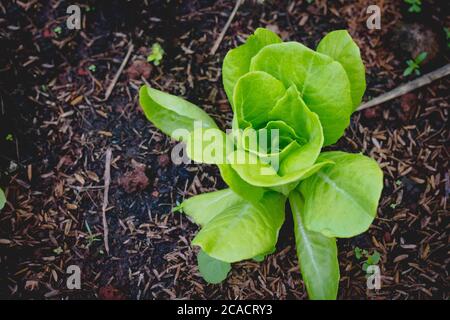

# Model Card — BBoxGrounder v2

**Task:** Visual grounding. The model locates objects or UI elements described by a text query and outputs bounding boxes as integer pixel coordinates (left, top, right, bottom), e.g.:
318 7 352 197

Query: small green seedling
53 247 63 255
147 43 164 66
404 0 422 13
53 26 62 35
5 134 13 141
403 52 427 76
85 221 101 248
0 188 6 210
88 64 97 72
354 247 381 272
445 28 450 49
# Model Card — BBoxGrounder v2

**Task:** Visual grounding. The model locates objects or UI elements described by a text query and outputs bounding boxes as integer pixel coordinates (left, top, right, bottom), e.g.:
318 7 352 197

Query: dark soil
0 0 448 299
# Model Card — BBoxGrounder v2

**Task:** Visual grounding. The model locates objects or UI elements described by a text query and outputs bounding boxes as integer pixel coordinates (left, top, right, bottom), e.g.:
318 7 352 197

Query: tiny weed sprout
445 28 450 49
0 188 5 210
403 52 427 76
404 0 422 13
139 28 383 300
53 26 62 35
355 247 381 272
147 43 164 66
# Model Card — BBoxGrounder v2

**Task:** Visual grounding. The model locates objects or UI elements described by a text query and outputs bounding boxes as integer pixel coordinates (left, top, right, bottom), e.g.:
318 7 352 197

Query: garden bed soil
0 0 448 299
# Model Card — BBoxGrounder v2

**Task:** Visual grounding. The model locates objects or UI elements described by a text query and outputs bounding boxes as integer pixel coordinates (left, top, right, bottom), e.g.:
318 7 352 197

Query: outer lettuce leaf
192 191 286 263
317 30 366 109
197 249 231 284
181 188 243 226
289 191 339 300
139 86 218 141
218 164 266 203
299 151 383 238
250 42 353 145
222 28 282 107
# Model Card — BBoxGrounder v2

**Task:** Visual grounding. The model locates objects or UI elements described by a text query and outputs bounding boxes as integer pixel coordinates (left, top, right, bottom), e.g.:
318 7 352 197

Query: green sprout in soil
0 188 5 210
445 28 450 49
404 0 422 13
53 26 62 35
403 52 427 77
355 247 381 272
5 134 13 141
84 221 101 248
88 64 97 72
147 43 164 66
53 247 63 255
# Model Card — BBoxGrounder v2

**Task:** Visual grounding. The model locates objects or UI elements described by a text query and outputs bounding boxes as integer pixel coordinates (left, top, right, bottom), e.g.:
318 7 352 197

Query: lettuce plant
139 28 383 299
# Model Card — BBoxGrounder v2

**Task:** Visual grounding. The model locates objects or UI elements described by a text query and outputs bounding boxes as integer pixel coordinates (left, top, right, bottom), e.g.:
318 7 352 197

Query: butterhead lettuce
139 28 383 300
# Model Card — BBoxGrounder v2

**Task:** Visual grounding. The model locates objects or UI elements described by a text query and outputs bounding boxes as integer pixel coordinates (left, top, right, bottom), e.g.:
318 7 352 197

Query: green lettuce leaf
139 86 218 141
192 191 286 263
299 151 383 238
229 149 332 188
197 249 231 284
222 28 282 107
289 191 339 300
181 188 244 226
317 30 366 109
250 42 353 145
268 85 324 174
233 71 286 128
218 164 266 203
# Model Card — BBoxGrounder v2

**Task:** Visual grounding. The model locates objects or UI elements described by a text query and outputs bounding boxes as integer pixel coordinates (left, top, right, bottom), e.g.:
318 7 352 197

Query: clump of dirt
99 285 126 300
126 59 153 80
390 23 441 62
400 93 418 122
118 160 150 193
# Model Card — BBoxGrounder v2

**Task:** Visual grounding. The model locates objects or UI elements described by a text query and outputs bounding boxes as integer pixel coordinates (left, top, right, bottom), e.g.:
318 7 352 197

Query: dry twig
102 43 134 101
358 64 450 111
102 148 112 254
210 0 243 55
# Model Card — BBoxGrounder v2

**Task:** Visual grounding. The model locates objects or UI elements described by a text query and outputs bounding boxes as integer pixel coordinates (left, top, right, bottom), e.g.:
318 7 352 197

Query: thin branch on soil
358 64 450 111
102 148 112 255
210 0 243 55
102 43 134 101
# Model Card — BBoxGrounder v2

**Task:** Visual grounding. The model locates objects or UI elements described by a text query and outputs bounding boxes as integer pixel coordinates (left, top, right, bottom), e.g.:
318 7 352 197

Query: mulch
0 0 448 299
